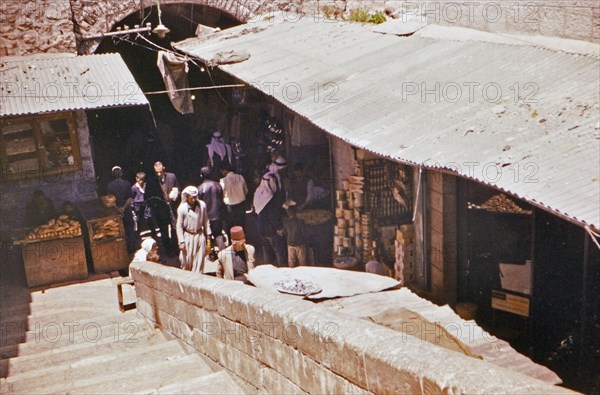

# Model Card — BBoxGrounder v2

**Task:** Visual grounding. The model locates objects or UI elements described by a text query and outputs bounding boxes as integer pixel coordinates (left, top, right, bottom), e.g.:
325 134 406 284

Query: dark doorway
87 3 242 191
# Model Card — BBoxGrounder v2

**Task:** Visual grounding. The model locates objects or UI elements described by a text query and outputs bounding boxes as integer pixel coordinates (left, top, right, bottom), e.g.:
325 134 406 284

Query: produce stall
80 201 129 273
13 216 87 287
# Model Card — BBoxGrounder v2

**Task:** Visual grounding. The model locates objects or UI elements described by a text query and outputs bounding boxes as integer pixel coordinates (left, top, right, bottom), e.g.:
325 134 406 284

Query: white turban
182 185 198 199
133 238 156 263
141 238 156 252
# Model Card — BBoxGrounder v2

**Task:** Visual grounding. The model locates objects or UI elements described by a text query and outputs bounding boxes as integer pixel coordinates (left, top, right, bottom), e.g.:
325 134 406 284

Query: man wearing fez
217 226 255 282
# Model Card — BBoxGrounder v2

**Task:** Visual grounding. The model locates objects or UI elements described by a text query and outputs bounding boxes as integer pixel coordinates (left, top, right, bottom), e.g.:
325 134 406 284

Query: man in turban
176 186 211 272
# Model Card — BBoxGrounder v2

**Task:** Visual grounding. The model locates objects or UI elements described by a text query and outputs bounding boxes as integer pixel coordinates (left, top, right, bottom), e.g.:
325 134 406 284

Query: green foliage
369 10 387 24
348 7 371 23
348 7 387 24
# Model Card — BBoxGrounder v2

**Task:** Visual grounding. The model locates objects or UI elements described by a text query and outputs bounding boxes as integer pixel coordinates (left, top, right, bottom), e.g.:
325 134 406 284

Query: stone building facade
2 0 597 58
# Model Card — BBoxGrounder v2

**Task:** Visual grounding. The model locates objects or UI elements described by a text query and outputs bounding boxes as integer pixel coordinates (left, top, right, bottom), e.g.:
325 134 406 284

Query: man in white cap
176 186 211 273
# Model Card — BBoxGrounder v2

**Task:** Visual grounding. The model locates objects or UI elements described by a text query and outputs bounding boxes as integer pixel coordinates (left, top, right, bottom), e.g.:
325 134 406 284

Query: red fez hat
230 226 245 241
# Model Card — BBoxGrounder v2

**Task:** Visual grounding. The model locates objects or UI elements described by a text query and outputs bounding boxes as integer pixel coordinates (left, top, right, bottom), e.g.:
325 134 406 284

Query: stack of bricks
394 224 415 285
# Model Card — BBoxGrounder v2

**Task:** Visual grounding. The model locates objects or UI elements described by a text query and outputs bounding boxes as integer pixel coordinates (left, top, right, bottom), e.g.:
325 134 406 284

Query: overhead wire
133 33 234 106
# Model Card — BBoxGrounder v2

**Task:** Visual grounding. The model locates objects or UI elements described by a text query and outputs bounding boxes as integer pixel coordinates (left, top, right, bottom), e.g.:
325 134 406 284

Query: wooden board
21 236 88 287
91 237 129 273
491 290 530 317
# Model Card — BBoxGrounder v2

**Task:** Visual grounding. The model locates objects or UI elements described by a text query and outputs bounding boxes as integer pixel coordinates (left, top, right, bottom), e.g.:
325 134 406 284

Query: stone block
564 6 594 40
260 365 308 395
362 333 424 394
539 5 565 37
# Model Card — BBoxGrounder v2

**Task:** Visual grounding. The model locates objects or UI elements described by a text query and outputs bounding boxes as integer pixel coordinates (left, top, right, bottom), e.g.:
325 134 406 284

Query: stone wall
131 261 575 394
415 0 600 43
0 0 76 56
2 0 597 57
427 170 457 305
0 111 97 235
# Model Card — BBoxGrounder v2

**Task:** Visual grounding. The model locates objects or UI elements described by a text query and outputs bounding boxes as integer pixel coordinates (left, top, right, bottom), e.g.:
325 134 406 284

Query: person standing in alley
220 162 248 231
280 205 308 267
198 166 226 250
176 186 211 273
131 172 158 244
146 161 179 255
256 173 287 266
205 130 233 179
26 190 57 227
107 165 135 254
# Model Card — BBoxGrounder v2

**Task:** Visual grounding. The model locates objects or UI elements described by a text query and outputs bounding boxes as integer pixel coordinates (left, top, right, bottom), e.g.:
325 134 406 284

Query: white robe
176 200 211 273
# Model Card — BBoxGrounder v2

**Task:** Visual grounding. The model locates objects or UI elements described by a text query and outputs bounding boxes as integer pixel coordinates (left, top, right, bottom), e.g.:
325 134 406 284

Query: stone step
0 314 147 358
0 277 135 314
1 338 195 392
0 284 137 323
2 325 165 377
1 309 141 348
1 305 140 342
137 370 247 394
44 353 215 395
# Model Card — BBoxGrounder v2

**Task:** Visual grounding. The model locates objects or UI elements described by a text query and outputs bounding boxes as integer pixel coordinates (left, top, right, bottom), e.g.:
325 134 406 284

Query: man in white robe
176 186 211 272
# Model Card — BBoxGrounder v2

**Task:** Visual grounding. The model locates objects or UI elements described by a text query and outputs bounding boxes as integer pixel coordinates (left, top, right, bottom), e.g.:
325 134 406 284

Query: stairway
0 275 251 395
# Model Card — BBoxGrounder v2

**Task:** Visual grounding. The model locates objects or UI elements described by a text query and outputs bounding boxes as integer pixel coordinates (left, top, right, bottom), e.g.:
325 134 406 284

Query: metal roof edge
172 22 600 232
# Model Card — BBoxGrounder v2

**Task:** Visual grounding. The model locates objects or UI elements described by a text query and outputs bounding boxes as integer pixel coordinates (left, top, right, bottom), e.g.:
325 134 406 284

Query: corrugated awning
174 19 600 230
0 53 149 117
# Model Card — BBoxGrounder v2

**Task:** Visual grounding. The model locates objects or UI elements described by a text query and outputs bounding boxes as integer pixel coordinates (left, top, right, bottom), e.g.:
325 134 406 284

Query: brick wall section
131 261 576 394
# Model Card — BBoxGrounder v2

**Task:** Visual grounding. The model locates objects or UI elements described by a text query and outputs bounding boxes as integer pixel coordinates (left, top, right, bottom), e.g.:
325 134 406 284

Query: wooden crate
90 237 129 273
82 203 128 273
20 236 88 287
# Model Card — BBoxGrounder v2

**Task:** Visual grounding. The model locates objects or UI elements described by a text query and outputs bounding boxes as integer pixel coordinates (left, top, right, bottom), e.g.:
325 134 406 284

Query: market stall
296 209 333 265
79 200 129 274
333 155 413 275
13 217 87 287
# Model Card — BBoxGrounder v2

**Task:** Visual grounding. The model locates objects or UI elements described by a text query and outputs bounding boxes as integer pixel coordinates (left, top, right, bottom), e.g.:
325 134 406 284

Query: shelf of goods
361 159 412 224
80 201 129 273
12 217 87 287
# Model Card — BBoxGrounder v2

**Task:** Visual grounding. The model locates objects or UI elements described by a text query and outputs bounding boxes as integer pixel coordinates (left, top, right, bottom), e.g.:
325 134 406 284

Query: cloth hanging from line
156 51 194 114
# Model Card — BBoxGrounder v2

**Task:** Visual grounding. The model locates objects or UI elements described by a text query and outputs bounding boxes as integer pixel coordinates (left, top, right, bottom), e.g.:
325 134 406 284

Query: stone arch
74 0 276 54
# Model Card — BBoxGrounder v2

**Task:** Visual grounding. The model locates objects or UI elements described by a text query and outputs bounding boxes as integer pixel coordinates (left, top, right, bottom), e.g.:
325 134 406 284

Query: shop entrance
86 3 242 191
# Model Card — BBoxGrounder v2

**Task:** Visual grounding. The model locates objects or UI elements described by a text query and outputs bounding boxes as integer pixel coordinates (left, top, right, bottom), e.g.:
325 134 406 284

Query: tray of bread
90 217 122 241
14 215 82 244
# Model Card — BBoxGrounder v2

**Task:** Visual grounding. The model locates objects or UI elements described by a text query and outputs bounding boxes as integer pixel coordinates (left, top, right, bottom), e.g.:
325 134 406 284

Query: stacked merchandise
361 213 372 262
394 224 415 285
333 162 365 259
362 160 412 224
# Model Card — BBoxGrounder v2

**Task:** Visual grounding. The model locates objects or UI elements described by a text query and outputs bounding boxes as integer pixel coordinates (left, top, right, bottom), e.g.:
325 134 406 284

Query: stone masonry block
260 365 308 395
132 262 578 394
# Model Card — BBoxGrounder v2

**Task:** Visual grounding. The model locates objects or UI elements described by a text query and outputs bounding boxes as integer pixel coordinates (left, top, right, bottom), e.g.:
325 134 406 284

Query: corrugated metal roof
175 19 600 230
0 53 148 117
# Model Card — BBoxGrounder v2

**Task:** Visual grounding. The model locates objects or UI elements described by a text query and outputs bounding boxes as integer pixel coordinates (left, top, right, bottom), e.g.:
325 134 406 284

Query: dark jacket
107 178 132 207
257 198 283 238
145 171 179 223
198 180 224 221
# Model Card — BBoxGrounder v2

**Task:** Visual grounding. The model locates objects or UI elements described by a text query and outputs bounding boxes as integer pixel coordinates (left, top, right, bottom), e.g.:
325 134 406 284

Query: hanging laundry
156 51 194 114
